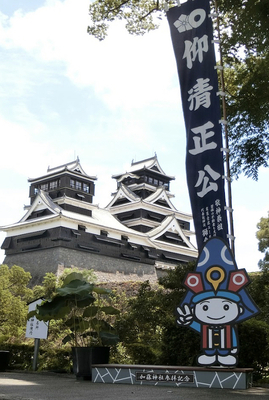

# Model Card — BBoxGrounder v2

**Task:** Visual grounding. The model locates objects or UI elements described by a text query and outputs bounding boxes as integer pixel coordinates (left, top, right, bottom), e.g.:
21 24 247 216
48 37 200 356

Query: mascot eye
223 304 229 311
202 305 208 311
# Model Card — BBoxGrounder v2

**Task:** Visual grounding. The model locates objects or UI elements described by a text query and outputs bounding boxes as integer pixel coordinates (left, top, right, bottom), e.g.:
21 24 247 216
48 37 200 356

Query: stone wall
3 247 159 286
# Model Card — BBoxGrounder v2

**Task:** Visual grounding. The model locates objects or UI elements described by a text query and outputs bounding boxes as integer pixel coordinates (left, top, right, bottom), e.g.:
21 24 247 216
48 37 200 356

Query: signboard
26 299 49 339
136 372 194 383
167 0 228 251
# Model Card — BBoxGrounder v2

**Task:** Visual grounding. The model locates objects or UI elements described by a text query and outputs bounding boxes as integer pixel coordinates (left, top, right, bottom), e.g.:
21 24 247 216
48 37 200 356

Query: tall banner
167 0 228 251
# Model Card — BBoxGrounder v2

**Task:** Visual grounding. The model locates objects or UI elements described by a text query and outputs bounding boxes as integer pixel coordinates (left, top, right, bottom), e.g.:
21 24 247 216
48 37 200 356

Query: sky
0 0 268 273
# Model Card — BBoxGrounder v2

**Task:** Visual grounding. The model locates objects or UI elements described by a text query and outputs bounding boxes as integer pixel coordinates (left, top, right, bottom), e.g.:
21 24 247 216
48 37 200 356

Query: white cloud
0 115 45 172
0 0 179 110
231 169 269 272
233 207 260 270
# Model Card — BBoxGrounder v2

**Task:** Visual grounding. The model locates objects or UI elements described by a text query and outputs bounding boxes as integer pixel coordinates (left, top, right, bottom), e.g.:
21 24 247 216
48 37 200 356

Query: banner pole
213 0 235 254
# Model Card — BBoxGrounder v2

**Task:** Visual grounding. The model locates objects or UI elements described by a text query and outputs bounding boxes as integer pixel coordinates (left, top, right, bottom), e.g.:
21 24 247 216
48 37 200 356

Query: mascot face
194 297 242 325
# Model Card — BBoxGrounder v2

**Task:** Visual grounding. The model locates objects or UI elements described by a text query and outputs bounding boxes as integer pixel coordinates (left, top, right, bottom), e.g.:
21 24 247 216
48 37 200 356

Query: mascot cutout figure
176 237 259 367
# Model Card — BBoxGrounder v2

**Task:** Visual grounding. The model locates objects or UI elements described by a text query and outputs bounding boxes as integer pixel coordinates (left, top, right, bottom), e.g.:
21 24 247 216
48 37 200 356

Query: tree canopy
88 0 269 180
256 211 269 272
0 265 33 340
218 0 269 180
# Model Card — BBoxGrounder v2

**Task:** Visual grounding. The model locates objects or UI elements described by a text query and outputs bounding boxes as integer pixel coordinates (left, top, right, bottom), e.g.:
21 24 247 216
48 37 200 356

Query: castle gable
106 184 140 208
20 190 61 223
144 188 176 210
149 215 196 250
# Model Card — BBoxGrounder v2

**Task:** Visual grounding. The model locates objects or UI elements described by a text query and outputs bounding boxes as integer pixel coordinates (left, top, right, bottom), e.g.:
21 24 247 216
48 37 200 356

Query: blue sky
0 0 268 272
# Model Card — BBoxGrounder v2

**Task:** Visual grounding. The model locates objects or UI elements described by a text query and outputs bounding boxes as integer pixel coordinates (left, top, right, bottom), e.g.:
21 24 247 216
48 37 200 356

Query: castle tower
107 155 192 243
1 157 197 285
28 158 96 214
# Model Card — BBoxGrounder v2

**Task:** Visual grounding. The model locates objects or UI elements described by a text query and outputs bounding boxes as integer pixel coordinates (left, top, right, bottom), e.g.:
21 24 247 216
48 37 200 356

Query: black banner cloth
167 0 229 251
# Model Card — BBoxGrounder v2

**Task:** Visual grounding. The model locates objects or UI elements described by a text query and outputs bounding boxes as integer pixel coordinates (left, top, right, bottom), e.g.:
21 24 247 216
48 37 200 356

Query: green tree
158 261 200 365
116 262 199 365
116 281 166 364
217 0 269 180
88 0 167 40
0 265 33 341
256 212 269 292
33 268 97 300
33 272 58 300
238 319 269 378
88 0 269 179
252 212 269 323
257 212 269 257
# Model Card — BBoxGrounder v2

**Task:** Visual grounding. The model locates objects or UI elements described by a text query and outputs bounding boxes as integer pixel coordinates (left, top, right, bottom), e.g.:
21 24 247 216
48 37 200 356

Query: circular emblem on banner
189 9 206 29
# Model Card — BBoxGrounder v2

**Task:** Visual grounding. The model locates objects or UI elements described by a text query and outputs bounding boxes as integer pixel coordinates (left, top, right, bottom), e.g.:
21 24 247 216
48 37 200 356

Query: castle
1 156 197 284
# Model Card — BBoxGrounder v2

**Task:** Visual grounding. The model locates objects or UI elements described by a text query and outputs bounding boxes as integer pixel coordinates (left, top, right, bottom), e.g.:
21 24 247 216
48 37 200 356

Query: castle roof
112 155 175 181
28 157 97 183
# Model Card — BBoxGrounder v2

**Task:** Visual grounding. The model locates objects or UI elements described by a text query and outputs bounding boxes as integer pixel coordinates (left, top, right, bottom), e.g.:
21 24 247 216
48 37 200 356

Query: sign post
32 338 40 371
26 299 49 371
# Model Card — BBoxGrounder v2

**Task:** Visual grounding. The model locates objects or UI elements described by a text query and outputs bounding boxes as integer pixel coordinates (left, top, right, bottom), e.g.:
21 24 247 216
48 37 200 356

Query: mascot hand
177 304 193 326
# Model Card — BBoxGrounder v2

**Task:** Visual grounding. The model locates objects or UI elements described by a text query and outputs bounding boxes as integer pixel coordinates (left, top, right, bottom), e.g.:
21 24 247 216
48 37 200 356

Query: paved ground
0 371 269 400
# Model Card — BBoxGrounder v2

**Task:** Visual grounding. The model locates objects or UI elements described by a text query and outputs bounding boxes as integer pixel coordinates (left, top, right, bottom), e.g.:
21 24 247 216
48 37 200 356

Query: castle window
148 177 153 184
50 180 58 189
70 179 85 192
40 183 48 191
76 181 82 190
83 183 89 193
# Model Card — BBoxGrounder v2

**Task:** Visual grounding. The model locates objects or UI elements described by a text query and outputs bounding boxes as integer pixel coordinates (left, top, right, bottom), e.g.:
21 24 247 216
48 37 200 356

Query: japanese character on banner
183 35 209 69
188 78 213 111
195 164 221 198
189 121 217 155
